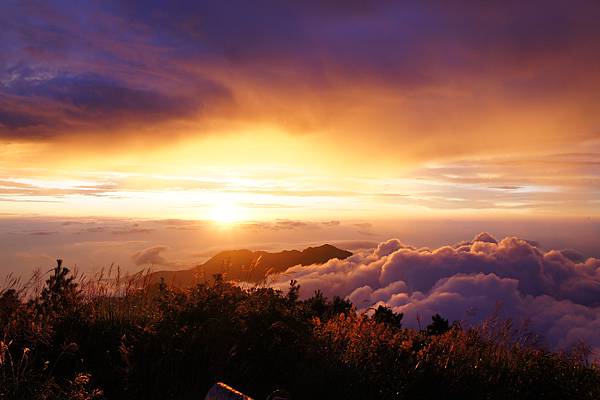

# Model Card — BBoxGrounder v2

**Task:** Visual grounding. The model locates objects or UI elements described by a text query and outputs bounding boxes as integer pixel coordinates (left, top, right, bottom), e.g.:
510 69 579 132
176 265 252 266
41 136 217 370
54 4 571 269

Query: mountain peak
150 244 352 287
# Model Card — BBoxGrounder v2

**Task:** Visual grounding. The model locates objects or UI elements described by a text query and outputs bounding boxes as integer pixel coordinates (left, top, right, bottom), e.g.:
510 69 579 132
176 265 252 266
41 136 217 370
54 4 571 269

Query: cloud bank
2 0 600 160
272 233 600 354
131 245 171 267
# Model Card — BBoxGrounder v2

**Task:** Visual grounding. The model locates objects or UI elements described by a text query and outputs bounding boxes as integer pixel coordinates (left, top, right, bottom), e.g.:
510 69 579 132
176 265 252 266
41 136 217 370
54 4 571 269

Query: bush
1 265 599 399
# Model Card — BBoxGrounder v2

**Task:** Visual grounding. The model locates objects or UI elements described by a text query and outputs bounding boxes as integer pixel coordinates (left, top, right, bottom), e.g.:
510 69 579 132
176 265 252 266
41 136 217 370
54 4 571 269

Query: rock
205 382 253 400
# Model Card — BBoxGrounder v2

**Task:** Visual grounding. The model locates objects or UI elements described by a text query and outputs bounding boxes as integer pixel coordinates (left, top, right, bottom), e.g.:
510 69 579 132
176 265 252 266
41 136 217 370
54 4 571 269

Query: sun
208 200 245 224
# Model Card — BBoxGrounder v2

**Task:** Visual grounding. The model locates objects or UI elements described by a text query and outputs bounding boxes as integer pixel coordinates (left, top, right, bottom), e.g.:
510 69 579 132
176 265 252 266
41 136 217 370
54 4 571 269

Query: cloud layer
131 245 171 267
2 0 600 159
2 1 600 221
272 233 600 354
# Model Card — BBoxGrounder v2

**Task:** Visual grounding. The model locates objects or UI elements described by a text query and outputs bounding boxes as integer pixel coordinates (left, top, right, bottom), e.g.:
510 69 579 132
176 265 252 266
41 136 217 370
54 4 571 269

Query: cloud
0 108 48 130
2 0 600 158
28 230 57 236
321 220 341 227
271 233 600 354
131 245 170 266
242 219 336 231
76 226 107 234
111 228 153 235
0 69 228 138
560 248 586 263
328 240 378 251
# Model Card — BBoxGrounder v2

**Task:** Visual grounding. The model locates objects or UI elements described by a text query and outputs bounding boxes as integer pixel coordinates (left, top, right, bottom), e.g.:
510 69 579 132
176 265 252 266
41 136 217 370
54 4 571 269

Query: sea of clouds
271 233 600 354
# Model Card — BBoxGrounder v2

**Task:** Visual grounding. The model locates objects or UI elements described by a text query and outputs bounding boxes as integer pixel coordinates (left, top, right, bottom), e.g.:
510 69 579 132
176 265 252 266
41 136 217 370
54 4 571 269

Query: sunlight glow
208 199 246 224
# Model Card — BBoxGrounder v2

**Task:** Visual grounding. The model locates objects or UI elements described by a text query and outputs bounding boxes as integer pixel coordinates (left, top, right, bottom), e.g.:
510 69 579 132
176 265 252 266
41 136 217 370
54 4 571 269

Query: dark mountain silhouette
149 244 352 287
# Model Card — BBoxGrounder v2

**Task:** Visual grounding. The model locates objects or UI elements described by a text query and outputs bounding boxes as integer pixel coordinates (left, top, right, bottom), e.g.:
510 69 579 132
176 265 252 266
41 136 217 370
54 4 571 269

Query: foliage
1 264 600 399
426 313 450 336
373 305 404 329
37 260 81 316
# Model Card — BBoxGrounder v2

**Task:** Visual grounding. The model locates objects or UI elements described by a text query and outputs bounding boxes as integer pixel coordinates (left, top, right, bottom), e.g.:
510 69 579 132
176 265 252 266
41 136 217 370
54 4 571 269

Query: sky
1 1 600 275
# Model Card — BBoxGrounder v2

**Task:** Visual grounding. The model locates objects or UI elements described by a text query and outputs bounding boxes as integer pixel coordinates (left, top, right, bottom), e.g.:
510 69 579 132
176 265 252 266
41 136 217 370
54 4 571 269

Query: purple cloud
2 1 600 140
272 233 600 354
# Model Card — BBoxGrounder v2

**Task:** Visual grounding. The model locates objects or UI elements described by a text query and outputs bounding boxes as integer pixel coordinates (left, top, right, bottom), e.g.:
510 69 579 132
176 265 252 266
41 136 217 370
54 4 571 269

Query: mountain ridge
149 243 352 287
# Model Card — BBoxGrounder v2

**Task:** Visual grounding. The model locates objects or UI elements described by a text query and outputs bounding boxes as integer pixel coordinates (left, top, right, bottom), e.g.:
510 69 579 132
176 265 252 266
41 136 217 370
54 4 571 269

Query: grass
1 263 599 399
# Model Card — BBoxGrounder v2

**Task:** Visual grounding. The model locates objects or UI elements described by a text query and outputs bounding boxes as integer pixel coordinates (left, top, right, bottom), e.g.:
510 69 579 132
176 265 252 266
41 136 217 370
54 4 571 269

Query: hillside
2 263 599 400
148 244 352 286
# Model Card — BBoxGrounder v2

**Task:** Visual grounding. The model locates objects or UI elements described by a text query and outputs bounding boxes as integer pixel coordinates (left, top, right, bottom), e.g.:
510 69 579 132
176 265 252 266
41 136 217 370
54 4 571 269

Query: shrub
1 265 599 400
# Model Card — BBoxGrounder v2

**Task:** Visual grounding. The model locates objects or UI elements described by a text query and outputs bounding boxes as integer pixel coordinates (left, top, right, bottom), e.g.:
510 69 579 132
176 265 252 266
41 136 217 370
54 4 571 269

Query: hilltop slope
149 244 352 286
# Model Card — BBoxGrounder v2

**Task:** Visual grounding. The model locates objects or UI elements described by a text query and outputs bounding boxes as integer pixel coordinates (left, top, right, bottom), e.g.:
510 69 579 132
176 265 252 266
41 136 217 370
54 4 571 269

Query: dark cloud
28 230 57 236
0 67 228 138
272 233 600 354
321 220 340 227
560 248 586 263
149 219 206 231
111 228 153 235
152 219 200 226
77 226 107 234
6 71 191 115
490 186 523 191
0 108 48 130
109 0 599 76
242 220 326 231
1 1 600 140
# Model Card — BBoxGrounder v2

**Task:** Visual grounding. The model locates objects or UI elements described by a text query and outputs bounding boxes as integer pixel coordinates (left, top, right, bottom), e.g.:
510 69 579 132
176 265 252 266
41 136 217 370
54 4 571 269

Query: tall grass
1 264 599 399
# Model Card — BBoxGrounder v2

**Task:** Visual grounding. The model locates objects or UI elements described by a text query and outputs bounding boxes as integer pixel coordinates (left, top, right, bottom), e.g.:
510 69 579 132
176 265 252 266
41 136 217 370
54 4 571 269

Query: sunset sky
1 1 600 274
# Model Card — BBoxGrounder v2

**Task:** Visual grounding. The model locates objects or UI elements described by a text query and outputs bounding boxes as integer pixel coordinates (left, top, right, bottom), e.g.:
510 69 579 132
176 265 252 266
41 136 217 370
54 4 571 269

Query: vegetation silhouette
373 305 404 329
1 261 599 399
